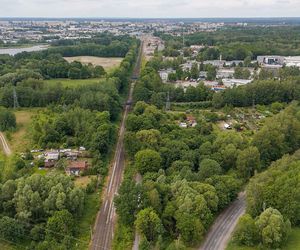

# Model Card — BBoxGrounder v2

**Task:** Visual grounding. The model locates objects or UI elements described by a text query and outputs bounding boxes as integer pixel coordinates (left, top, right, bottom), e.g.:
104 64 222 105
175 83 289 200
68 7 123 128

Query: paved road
90 82 135 250
0 132 12 156
199 193 246 250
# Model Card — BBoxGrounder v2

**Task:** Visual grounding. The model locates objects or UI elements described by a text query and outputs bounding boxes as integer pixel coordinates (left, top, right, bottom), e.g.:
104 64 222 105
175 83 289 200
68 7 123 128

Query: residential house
203 60 226 68
180 60 198 71
44 151 59 168
45 151 60 161
44 161 56 168
158 68 176 83
222 78 252 88
65 160 88 176
186 115 197 127
216 68 235 79
64 151 79 160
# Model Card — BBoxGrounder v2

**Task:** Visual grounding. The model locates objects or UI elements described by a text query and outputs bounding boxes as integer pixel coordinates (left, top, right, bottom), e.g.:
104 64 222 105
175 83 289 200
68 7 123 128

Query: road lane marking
104 200 108 212
106 201 113 225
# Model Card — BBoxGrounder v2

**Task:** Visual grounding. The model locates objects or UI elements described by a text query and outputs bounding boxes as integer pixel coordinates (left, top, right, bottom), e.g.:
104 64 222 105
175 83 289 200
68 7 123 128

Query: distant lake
0 45 48 56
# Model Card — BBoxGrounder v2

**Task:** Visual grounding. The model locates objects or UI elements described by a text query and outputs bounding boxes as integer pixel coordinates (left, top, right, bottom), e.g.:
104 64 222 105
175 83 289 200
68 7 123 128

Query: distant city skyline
0 0 300 18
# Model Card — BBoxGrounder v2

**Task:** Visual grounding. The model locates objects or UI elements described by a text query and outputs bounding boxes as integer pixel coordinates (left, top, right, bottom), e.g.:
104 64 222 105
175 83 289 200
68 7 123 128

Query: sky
0 0 300 18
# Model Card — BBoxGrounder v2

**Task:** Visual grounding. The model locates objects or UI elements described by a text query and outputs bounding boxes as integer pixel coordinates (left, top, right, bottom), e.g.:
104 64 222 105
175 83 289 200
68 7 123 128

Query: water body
0 45 48 56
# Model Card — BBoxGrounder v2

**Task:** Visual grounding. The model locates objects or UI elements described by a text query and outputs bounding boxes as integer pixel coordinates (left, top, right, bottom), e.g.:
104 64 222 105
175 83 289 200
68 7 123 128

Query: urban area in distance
0 3 300 250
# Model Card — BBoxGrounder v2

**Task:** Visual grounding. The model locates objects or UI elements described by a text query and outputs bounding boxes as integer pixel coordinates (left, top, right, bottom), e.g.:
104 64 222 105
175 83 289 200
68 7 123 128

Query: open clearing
8 109 37 153
63 56 123 70
74 175 95 188
43 78 103 87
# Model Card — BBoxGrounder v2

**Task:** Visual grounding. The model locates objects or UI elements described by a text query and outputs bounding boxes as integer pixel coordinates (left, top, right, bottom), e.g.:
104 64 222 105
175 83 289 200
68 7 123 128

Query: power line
0 216 110 250
166 91 170 111
13 87 19 109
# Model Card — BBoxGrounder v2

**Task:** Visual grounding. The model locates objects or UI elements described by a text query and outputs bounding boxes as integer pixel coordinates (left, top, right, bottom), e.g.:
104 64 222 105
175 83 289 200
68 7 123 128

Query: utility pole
166 91 170 111
13 87 19 109
182 26 185 47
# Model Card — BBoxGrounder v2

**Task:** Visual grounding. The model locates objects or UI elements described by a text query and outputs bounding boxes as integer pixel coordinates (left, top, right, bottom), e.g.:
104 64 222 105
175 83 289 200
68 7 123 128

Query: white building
217 68 235 79
203 60 226 68
257 56 284 66
179 122 188 128
222 78 252 88
180 60 198 71
158 69 176 83
284 56 300 67
223 60 244 67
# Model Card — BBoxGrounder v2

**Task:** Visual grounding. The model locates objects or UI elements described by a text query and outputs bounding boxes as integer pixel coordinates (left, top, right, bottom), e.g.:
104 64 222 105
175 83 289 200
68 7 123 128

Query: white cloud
0 0 299 17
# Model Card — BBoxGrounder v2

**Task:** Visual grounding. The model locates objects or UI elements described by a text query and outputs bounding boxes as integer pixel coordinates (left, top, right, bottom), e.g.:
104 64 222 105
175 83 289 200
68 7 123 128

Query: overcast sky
0 0 299 18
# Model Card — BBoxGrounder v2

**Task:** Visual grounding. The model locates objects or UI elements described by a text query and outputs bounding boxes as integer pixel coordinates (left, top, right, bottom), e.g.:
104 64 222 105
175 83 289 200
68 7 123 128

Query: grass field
6 109 37 153
74 190 102 250
75 176 94 188
64 56 123 70
284 228 300 250
43 78 103 88
226 227 300 250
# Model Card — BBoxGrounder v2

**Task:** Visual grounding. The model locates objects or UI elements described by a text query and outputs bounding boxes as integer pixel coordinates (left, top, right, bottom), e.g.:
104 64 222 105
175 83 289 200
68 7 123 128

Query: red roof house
66 161 88 176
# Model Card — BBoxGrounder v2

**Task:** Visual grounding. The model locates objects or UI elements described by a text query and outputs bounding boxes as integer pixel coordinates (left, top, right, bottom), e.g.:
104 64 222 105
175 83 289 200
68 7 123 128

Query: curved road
0 132 12 156
199 193 246 250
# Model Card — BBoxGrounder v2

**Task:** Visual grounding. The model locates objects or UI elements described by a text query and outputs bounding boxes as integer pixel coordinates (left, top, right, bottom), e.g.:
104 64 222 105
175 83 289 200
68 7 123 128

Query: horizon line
1 16 300 19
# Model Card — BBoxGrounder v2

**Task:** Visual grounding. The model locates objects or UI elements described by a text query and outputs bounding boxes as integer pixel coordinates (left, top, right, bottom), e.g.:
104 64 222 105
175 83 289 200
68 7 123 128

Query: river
0 45 48 56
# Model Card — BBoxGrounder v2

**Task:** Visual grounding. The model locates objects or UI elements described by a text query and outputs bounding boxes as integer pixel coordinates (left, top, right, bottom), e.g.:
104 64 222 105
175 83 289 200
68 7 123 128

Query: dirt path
132 173 142 250
0 132 12 156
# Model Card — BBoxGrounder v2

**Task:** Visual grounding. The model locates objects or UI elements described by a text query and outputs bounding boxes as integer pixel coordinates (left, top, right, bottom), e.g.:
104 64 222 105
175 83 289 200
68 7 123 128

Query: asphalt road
199 193 246 250
90 82 135 250
0 132 12 156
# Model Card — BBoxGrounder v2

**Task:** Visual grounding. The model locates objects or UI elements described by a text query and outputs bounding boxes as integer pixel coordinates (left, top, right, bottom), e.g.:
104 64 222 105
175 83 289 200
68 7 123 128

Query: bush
135 149 162 174
255 208 291 249
0 216 25 242
0 108 16 131
233 214 259 246
86 177 98 194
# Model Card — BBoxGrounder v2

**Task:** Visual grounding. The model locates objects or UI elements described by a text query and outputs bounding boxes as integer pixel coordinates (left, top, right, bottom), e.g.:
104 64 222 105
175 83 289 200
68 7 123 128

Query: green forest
156 26 300 60
0 34 139 249
1 26 300 250
113 49 300 250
